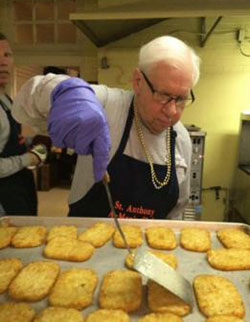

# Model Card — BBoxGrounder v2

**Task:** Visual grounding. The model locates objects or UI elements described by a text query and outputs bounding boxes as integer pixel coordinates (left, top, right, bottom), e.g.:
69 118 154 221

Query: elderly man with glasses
12 36 201 219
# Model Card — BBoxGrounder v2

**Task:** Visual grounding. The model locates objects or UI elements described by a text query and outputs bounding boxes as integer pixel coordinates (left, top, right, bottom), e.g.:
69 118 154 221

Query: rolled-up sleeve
0 108 30 178
0 153 30 178
12 73 69 135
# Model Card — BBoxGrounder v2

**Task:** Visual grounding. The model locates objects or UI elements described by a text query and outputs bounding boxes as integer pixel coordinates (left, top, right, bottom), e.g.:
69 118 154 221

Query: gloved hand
48 78 111 182
27 144 48 170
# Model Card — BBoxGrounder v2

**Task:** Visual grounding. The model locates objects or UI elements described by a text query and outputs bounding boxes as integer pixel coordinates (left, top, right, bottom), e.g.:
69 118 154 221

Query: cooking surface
0 217 249 321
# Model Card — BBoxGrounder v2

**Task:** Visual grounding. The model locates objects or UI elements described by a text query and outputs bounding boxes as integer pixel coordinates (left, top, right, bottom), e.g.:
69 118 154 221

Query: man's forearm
0 153 30 178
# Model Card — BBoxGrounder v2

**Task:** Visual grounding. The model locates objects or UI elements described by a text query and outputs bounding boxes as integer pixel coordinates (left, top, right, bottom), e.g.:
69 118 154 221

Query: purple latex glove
48 77 111 182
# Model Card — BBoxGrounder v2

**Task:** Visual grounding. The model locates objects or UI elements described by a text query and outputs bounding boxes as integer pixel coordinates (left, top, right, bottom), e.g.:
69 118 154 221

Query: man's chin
150 122 171 135
148 126 166 135
141 119 170 135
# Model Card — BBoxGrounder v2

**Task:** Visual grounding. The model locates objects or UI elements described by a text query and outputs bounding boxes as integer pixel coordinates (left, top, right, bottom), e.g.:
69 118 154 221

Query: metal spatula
103 172 193 308
103 172 133 255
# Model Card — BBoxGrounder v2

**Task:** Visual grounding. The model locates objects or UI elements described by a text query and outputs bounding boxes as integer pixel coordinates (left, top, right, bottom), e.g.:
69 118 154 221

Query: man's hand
48 78 111 182
27 144 47 169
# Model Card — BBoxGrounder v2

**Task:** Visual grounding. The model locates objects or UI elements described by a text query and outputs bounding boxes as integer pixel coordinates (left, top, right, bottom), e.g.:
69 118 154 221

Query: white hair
138 36 201 86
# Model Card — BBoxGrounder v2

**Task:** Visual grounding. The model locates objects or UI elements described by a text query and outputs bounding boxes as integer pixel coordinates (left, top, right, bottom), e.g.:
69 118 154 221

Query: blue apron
0 96 37 215
69 103 179 219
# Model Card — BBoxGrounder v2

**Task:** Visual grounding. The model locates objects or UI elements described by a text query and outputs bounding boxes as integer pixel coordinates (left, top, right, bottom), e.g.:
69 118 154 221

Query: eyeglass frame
140 70 195 107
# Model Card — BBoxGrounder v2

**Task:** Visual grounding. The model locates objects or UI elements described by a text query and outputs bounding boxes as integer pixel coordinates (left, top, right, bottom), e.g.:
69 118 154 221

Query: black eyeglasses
140 70 195 108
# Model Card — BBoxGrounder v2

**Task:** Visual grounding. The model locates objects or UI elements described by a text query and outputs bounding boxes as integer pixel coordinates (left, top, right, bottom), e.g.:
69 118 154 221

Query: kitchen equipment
184 128 206 221
103 173 194 307
232 111 250 224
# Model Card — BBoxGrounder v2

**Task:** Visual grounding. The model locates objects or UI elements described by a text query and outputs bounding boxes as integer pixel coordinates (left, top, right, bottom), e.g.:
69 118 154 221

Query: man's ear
132 68 142 94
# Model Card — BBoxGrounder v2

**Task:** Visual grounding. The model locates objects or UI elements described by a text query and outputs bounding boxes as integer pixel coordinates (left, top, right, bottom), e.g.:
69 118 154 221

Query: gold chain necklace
134 106 172 190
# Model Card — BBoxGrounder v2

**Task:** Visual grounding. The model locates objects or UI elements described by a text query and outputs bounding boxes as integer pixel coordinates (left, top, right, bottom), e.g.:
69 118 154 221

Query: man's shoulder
173 121 192 152
91 85 133 109
91 84 132 99
174 121 190 141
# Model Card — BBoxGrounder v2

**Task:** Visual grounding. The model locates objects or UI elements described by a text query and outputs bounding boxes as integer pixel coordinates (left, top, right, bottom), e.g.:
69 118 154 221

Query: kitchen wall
2 1 250 221
0 0 98 82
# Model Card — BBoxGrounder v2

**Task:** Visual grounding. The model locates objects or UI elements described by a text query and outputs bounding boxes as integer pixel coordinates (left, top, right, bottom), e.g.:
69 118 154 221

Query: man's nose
162 99 178 116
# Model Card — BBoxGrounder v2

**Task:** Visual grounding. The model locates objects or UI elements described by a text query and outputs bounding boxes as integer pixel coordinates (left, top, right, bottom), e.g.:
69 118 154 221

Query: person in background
43 66 66 75
0 32 47 216
12 35 201 220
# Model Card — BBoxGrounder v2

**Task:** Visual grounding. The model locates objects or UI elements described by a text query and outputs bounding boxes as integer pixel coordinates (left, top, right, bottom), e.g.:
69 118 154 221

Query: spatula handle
103 172 132 255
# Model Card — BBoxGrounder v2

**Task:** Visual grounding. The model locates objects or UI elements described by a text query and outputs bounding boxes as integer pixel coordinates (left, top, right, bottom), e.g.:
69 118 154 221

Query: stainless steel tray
0 216 249 321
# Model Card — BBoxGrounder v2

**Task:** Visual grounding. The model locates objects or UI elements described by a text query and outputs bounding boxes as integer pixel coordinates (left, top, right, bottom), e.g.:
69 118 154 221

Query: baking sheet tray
0 216 249 321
